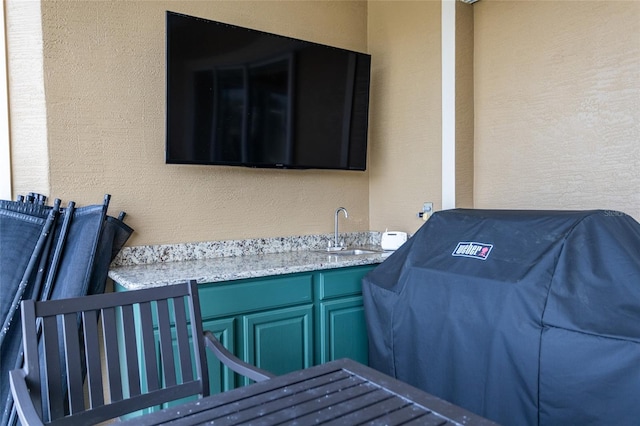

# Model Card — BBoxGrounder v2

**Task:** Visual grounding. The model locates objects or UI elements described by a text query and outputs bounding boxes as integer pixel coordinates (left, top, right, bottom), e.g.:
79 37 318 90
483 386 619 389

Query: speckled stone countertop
108 232 389 290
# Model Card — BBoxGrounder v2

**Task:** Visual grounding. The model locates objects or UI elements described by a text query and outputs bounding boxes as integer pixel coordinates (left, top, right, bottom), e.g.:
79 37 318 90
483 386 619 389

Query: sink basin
332 249 380 256
315 248 383 256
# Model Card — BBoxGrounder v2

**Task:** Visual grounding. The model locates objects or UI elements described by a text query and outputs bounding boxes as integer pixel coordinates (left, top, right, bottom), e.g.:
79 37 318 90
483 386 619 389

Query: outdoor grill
363 209 640 425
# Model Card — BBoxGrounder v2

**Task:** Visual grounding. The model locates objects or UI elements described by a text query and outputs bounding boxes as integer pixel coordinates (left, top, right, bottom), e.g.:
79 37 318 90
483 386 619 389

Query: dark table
123 358 497 425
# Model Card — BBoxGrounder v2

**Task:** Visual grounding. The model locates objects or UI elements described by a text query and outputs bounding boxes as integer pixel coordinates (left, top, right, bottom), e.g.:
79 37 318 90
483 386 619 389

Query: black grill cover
362 209 640 425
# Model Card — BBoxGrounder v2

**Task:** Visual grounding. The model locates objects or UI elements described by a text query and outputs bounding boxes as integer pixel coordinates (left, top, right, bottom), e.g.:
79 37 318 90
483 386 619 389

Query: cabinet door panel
319 296 368 365
159 317 236 411
202 317 237 393
241 305 313 382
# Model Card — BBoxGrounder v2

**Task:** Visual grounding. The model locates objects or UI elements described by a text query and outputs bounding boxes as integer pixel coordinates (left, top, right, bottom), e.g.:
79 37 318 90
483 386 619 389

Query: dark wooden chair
9 280 274 425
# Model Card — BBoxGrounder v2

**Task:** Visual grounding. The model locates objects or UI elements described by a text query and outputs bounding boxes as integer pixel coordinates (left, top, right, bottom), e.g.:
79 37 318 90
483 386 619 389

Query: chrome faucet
333 207 348 250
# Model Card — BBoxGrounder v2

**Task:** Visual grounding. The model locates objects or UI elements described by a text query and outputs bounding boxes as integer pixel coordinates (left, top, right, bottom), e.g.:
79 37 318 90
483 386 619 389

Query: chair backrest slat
81 309 104 408
61 312 84 414
100 306 123 402
156 298 177 387
138 301 160 392
41 315 63 421
120 303 141 397
172 296 194 383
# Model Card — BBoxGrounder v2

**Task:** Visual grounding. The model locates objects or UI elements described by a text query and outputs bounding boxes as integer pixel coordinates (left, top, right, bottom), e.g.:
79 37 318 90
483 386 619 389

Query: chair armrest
203 330 275 382
9 368 44 426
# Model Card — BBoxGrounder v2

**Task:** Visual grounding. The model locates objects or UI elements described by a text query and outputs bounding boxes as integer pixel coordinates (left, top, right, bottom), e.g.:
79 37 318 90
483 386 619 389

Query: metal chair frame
9 280 274 425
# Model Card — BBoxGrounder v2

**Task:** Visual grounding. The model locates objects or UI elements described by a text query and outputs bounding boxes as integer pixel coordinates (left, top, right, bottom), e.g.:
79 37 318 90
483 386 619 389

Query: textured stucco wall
474 0 640 220
455 1 473 208
10 0 370 246
368 0 442 236
8 0 637 248
6 0 49 196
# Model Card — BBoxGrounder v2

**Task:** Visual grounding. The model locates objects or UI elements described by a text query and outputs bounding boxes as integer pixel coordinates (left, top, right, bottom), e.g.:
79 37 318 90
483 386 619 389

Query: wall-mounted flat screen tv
166 11 372 171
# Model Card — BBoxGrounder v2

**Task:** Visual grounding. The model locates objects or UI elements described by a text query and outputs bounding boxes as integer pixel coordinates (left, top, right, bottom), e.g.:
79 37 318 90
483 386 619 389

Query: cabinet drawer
318 265 376 300
198 273 313 319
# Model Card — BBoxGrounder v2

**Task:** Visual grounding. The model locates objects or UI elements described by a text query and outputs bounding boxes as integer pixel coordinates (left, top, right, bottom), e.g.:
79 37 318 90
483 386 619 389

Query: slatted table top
123 358 497 426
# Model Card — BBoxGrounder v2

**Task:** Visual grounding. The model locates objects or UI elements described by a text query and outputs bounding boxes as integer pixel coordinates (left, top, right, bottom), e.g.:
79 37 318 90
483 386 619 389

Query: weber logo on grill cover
452 242 493 260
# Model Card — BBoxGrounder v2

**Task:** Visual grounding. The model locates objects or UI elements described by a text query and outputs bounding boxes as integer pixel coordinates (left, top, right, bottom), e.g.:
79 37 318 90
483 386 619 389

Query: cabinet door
158 317 236 411
240 304 313 385
318 296 368 365
202 317 237 394
315 265 375 366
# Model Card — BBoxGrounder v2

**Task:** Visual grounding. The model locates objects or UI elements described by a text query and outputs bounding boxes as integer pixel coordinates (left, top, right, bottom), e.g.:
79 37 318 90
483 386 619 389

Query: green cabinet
317 297 369 365
195 272 314 391
202 317 236 393
315 266 372 366
114 263 377 398
241 304 313 383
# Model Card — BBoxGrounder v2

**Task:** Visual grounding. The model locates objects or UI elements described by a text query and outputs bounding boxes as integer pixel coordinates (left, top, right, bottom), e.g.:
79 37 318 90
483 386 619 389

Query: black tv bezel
165 11 371 171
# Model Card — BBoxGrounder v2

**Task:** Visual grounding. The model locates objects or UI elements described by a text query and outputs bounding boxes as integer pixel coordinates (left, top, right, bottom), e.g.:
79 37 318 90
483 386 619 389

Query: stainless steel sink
332 249 380 256
315 248 383 256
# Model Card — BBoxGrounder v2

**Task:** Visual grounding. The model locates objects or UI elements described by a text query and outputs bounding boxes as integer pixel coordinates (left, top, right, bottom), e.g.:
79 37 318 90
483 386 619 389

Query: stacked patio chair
0 193 133 426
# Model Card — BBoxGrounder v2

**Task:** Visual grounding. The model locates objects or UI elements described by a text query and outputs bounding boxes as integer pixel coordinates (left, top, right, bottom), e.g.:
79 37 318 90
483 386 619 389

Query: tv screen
166 11 371 170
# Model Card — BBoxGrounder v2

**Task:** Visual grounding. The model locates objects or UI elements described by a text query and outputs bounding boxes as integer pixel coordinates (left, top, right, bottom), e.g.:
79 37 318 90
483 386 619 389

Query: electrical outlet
417 202 433 221
422 202 433 221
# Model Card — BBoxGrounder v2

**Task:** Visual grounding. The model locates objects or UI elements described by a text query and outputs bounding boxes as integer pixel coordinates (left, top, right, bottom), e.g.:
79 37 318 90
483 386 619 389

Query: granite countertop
109 249 388 290
108 232 388 290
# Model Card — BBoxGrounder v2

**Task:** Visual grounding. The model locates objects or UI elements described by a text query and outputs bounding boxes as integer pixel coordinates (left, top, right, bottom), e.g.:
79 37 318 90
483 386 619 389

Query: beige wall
367 0 442 236
5 0 49 197
455 1 474 208
8 0 639 248
9 0 370 246
474 0 640 220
